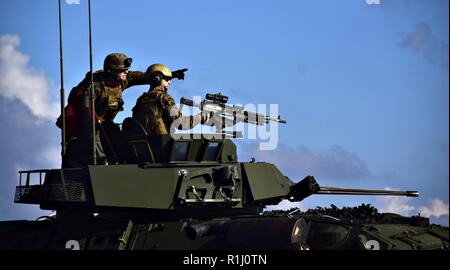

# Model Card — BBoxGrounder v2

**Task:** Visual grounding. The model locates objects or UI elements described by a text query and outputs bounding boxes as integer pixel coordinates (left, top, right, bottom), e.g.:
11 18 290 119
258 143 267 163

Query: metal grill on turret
14 170 87 204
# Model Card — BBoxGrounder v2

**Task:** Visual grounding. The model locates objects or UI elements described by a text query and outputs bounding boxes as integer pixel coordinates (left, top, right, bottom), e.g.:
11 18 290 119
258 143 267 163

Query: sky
0 0 448 225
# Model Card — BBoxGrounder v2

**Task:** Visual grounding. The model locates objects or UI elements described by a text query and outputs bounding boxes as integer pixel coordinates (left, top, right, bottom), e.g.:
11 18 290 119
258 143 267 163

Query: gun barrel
243 111 287 125
181 94 286 126
266 115 287 124
288 176 420 202
318 187 419 197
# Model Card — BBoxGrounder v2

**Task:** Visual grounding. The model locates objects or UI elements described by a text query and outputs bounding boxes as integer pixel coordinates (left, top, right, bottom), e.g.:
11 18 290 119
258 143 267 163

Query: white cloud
377 196 416 216
241 143 371 181
38 146 62 169
12 146 61 178
0 34 59 120
377 188 449 218
418 198 450 219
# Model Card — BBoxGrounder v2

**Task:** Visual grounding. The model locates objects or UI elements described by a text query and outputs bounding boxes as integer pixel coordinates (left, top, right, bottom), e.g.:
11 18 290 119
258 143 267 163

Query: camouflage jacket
57 70 147 138
132 89 202 135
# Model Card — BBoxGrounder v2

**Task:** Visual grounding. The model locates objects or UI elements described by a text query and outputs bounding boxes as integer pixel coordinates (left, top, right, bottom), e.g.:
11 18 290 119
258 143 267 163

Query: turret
14 117 418 221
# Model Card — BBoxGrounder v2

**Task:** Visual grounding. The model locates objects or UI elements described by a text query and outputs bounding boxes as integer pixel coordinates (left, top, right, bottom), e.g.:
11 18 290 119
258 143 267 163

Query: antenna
88 0 97 165
58 0 66 159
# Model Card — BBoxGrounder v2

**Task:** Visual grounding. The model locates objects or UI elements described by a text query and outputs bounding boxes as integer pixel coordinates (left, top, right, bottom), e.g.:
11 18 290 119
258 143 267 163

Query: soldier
132 64 212 135
56 53 187 167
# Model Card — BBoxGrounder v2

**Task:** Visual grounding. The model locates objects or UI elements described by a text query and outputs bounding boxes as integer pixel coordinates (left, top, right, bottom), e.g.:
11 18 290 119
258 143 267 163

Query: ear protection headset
150 72 163 85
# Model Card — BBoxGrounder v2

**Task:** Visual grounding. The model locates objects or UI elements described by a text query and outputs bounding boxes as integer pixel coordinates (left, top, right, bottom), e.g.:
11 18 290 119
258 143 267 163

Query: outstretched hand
172 68 188 80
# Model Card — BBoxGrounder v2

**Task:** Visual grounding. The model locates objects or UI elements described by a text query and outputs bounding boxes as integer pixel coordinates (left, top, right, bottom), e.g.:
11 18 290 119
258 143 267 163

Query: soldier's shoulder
158 92 176 106
136 90 175 108
136 91 151 102
84 70 106 80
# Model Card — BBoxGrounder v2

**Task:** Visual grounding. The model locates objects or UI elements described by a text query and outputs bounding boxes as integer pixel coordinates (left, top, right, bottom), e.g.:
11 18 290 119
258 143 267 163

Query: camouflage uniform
58 70 147 138
132 89 204 135
57 70 147 167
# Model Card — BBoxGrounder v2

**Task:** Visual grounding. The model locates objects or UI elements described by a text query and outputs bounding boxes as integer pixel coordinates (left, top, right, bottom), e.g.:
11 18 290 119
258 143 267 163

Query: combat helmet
145 64 172 85
103 53 133 73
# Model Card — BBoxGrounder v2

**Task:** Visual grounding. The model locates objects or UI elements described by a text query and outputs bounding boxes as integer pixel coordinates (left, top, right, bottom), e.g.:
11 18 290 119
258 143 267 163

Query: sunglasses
162 76 172 81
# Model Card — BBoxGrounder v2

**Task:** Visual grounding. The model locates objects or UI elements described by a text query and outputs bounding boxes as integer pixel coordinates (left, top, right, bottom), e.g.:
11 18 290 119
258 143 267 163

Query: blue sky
0 0 448 225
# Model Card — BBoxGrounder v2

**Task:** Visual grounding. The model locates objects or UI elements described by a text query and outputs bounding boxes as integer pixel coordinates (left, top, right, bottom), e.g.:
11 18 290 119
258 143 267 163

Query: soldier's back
132 90 175 135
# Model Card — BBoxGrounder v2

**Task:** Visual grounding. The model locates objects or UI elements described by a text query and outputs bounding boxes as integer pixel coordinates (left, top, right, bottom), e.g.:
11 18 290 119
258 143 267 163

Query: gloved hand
171 68 188 80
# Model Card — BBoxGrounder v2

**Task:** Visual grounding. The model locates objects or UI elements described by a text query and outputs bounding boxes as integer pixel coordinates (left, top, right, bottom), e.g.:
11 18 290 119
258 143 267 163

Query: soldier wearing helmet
132 64 212 135
56 54 187 167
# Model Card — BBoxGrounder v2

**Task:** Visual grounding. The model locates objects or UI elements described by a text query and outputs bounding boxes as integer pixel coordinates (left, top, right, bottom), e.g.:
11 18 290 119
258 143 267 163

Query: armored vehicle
0 92 447 250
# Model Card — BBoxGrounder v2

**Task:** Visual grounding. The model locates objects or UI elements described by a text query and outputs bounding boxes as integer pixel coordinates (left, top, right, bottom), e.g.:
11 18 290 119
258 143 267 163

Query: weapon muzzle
406 191 420 197
288 176 320 202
